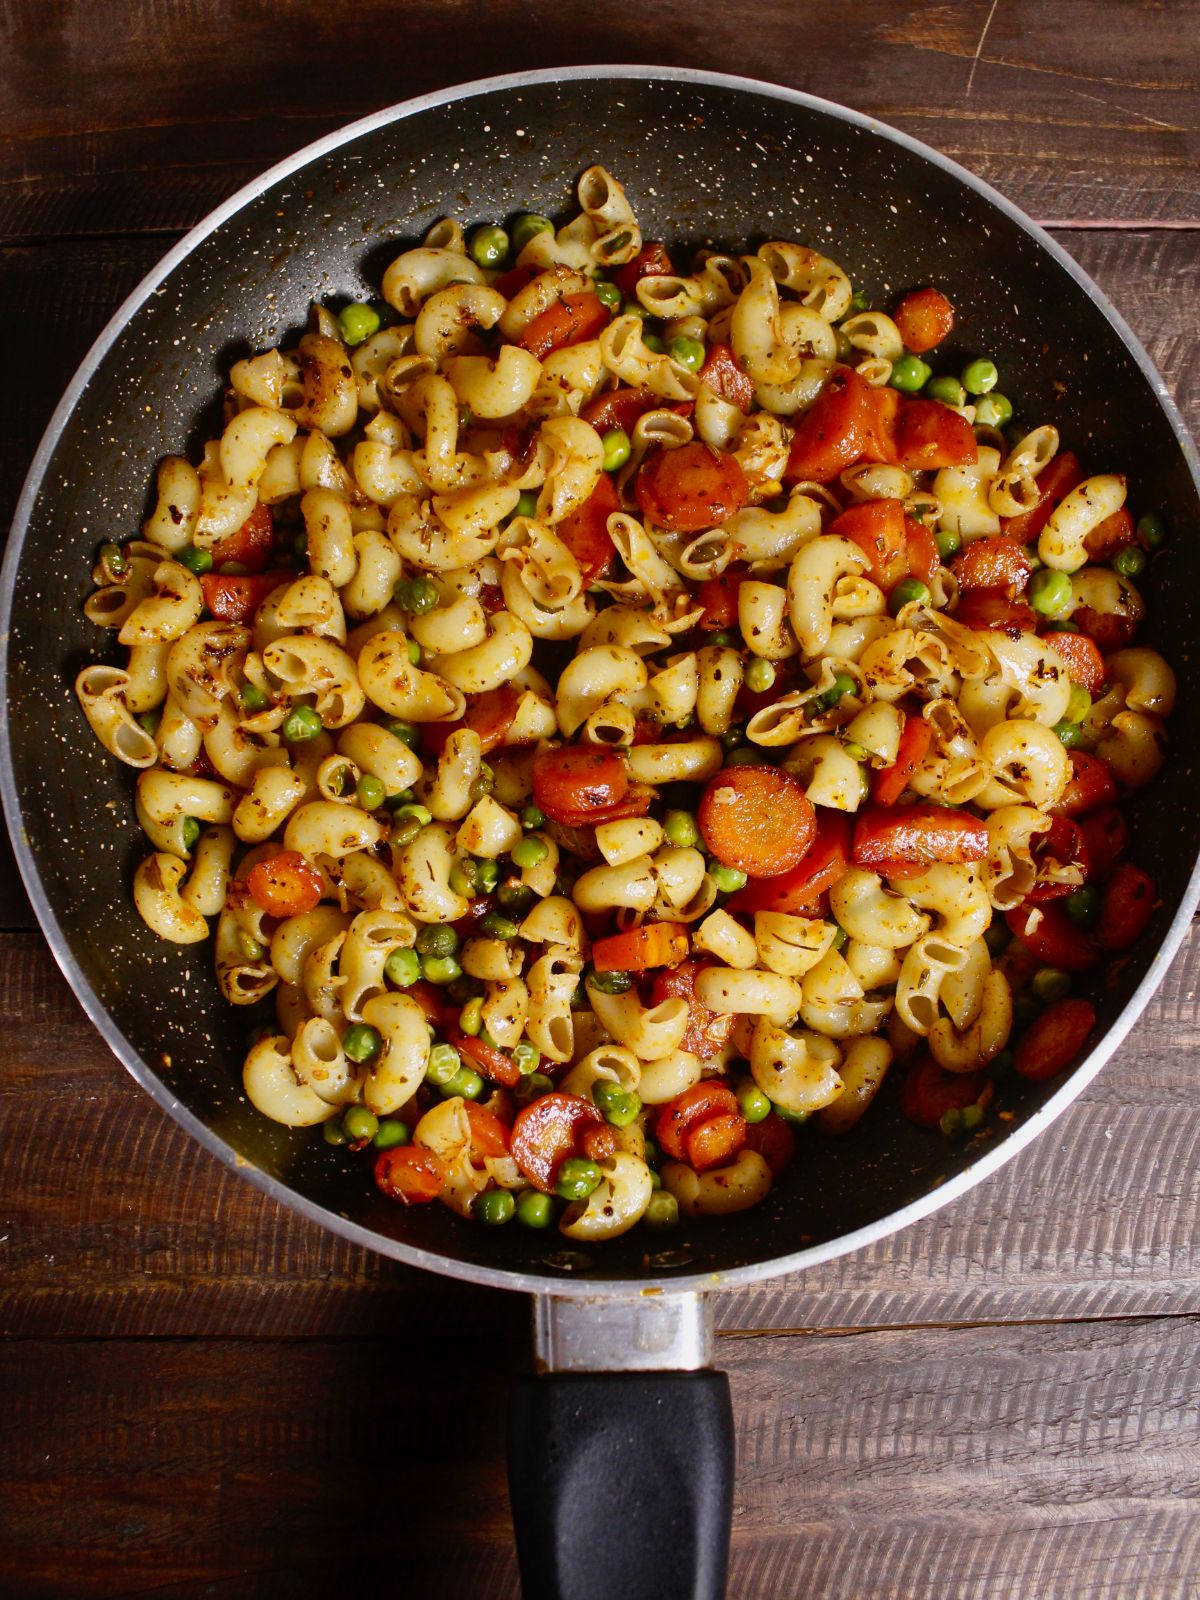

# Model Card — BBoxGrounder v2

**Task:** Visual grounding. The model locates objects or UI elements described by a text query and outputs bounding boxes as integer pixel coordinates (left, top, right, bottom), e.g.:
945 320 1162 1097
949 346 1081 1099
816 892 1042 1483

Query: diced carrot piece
893 400 978 470
444 1023 521 1089
1014 999 1097 1081
1078 806 1129 882
1004 903 1100 972
698 766 817 878
634 441 749 533
1052 751 1118 817
687 1112 748 1173
374 1146 446 1204
656 1082 740 1163
1096 862 1155 951
581 386 661 434
591 922 690 974
463 1102 512 1157
955 588 1039 635
554 471 619 583
853 805 988 868
516 292 610 360
210 502 274 573
1084 506 1136 561
901 1057 986 1129
744 1112 795 1175
1001 452 1084 544
1072 604 1139 654
953 536 1032 592
783 366 872 484
612 241 674 297
1042 631 1106 694
828 499 907 590
873 716 934 807
903 516 941 587
698 342 754 412
894 287 955 353
694 564 747 632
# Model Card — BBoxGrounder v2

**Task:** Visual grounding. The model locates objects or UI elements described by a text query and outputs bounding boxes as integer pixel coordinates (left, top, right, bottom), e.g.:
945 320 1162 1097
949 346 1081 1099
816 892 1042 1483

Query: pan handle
507 1293 733 1600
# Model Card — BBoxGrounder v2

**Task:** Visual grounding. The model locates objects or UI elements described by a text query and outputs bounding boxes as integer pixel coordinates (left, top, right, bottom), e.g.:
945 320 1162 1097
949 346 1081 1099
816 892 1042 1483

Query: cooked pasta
74 167 1171 1239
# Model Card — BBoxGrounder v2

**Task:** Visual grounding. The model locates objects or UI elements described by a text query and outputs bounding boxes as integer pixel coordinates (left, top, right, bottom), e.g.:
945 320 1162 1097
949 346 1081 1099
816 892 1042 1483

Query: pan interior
6 72 1198 1289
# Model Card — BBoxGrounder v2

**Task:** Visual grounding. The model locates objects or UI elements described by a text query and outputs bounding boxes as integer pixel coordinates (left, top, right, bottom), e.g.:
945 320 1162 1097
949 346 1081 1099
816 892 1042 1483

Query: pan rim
3 63 1198 1301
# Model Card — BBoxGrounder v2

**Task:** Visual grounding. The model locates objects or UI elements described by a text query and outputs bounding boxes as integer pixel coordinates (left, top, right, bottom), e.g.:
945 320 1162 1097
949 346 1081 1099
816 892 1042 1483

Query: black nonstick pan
4 67 1199 1600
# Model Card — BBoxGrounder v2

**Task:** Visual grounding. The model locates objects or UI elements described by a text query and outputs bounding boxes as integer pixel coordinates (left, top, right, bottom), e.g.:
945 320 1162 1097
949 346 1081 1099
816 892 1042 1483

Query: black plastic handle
508 1369 734 1600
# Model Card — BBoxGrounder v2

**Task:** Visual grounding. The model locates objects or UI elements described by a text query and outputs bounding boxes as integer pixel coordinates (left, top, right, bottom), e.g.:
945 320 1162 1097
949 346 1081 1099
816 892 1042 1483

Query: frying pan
4 65 1199 1600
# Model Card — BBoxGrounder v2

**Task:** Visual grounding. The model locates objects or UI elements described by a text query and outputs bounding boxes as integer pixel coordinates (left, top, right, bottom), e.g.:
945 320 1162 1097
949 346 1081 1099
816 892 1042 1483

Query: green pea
831 925 848 951
511 213 554 254
1063 884 1101 929
890 578 931 613
707 630 737 649
478 911 518 942
973 392 1012 429
589 968 633 995
849 289 872 314
939 1107 964 1138
1065 685 1092 725
219 561 251 577
745 657 776 693
890 354 932 393
1043 619 1078 634
520 804 545 830
238 930 264 963
177 545 213 575
1032 966 1072 1003
825 672 857 704
512 836 548 869
459 996 484 1037
737 1081 772 1124
293 531 309 560
283 704 323 742
240 681 269 713
984 918 1010 958
925 375 966 407
934 526 963 562
601 428 631 472
726 746 764 766
663 809 700 849
393 804 433 834
137 710 161 736
960 1103 985 1132
422 954 462 985
1053 720 1086 748
323 1119 350 1146
594 279 622 311
373 1118 410 1149
393 576 440 615
415 921 458 960
516 489 539 519
448 858 478 899
385 720 421 751
478 860 502 894
181 815 202 851
1137 511 1168 549
666 335 706 373
444 1065 485 1100
99 541 128 578
426 1043 462 1086
556 1156 602 1201
593 1079 641 1128
469 224 510 270
512 1042 541 1077
622 302 652 324
342 1024 382 1064
514 1071 555 1106
642 332 665 354
644 1191 680 1230
711 863 748 893
1028 569 1074 619
961 358 999 396
457 404 473 431
356 774 386 811
516 1189 555 1228
338 302 381 346
385 947 421 988
497 880 535 915
342 1105 379 1143
843 741 870 761
475 1187 516 1226
1113 545 1146 579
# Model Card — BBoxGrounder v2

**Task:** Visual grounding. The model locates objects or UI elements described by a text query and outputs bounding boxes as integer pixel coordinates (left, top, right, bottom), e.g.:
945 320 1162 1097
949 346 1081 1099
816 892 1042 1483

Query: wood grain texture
3 921 1198 1340
0 0 1197 242
2 1317 1197 1599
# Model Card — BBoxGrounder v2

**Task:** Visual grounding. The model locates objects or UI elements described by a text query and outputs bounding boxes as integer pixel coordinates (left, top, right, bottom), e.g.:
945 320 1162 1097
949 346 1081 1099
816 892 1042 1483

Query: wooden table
3 4 1198 1595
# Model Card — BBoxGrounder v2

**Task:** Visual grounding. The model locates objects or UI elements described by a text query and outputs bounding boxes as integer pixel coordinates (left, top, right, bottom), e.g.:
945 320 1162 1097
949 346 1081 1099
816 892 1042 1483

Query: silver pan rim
3 63 1198 1301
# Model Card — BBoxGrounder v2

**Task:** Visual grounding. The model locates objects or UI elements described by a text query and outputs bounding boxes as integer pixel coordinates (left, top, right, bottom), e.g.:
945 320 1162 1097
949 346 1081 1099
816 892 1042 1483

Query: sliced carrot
591 921 689 974
1014 999 1097 1081
656 1082 740 1163
853 804 988 868
893 400 978 470
463 1102 512 1157
612 240 674 297
903 516 941 587
894 287 955 353
554 471 619 583
698 341 754 412
1077 806 1129 882
210 502 274 573
694 564 747 631
955 587 1039 635
200 570 291 624
1026 817 1090 903
743 1112 795 1176
1071 603 1139 654
858 385 902 466
374 1145 446 1204
953 536 1032 592
698 765 817 878
783 366 871 483
1000 452 1084 544
541 785 655 829
444 1023 521 1089
1004 903 1100 972
1042 631 1106 694
828 499 907 590
686 1112 748 1174
581 386 661 434
872 716 934 806
422 684 524 760
634 440 749 533
532 745 629 823
511 1092 609 1193
1051 751 1118 817
1084 506 1136 560
649 959 737 1061
516 292 610 360
1096 861 1155 952
726 809 851 914
246 850 323 917
901 1057 986 1129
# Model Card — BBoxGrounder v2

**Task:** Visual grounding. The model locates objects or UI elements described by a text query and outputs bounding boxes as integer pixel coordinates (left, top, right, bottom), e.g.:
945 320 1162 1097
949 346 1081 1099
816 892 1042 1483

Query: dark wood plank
1 0 1197 242
2 1316 1196 1598
3 916 1198 1338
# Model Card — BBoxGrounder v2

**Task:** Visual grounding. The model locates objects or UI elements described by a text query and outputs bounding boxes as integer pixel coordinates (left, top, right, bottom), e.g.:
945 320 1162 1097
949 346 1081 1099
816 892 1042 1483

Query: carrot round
1051 751 1118 818
554 471 619 583
1004 903 1100 972
374 1145 446 1205
1043 631 1106 694
743 1112 796 1176
1097 861 1155 951
853 804 988 869
893 400 978 470
894 287 955 353
698 765 817 878
953 536 1032 592
649 959 736 1060
686 1112 747 1174
246 850 323 917
872 716 934 806
634 440 749 533
422 684 523 760
656 1082 741 1163
698 342 754 412
726 809 851 914
510 1091 609 1193
901 1057 986 1129
828 499 907 590
1014 999 1097 1081
532 745 629 823
955 588 1039 635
